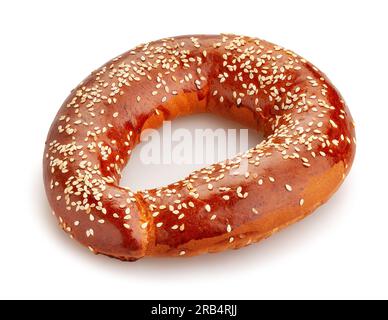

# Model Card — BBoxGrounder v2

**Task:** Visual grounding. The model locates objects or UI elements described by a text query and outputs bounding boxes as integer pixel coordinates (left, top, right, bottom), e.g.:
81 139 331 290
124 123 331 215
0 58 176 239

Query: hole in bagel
120 113 263 191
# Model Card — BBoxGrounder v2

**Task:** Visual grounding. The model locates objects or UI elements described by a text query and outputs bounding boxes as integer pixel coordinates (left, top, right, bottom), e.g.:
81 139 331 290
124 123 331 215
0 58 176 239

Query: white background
0 0 387 300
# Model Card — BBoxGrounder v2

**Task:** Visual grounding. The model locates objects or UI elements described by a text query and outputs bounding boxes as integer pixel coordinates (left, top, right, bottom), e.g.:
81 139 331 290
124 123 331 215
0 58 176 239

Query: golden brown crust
43 34 356 260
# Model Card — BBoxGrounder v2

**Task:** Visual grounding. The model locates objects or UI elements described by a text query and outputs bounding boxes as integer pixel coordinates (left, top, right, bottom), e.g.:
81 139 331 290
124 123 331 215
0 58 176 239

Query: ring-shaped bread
44 34 356 261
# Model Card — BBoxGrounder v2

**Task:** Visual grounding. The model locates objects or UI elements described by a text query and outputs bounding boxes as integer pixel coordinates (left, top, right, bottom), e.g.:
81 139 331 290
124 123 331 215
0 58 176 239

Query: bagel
43 34 356 261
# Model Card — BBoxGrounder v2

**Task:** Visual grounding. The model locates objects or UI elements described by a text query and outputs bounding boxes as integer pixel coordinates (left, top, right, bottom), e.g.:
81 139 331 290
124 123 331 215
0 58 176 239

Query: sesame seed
329 120 338 128
86 229 94 237
141 222 149 229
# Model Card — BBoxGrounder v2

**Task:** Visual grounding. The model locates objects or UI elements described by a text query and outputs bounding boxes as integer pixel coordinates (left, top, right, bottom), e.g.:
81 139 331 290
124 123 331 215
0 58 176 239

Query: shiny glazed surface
43 35 356 260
